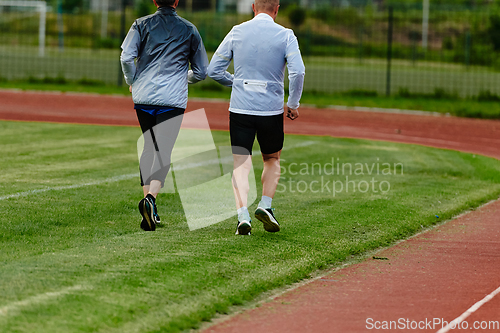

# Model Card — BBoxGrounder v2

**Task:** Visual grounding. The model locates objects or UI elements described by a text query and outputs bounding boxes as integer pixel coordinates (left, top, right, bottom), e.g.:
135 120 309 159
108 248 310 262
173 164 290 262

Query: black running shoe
235 220 252 235
154 212 161 225
139 196 156 231
255 207 280 232
140 218 151 231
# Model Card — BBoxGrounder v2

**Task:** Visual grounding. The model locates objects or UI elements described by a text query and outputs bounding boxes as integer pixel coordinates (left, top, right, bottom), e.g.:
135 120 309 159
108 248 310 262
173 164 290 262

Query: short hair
254 0 279 13
156 0 176 7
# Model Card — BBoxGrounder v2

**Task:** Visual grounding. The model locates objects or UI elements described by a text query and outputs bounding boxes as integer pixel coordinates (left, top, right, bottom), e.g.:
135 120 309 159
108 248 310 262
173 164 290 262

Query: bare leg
261 150 281 199
232 154 252 209
148 180 162 198
142 185 150 197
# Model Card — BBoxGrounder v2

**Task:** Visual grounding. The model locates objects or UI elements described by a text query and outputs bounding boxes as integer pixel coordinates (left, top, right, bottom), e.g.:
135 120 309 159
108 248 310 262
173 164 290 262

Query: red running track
1 91 499 159
204 201 500 333
1 90 500 333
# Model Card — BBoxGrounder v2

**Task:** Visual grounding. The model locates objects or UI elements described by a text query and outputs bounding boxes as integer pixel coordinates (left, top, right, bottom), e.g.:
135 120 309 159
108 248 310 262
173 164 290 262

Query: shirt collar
157 6 177 15
253 13 274 22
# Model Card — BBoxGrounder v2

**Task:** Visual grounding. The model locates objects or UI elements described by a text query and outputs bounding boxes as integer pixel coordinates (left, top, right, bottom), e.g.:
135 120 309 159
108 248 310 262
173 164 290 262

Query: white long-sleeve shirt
208 13 305 116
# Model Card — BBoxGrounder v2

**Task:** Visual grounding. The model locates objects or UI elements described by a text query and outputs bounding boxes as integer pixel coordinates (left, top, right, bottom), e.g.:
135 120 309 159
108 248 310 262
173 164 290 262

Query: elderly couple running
120 0 305 235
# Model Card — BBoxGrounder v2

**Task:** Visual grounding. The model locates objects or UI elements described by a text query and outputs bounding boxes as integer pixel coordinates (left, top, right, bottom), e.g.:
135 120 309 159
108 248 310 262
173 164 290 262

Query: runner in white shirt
208 0 305 235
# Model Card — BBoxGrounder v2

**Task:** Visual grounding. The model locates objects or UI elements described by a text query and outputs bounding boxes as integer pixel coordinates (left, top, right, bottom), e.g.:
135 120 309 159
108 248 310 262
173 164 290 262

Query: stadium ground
0 90 499 332
202 201 500 333
0 90 498 159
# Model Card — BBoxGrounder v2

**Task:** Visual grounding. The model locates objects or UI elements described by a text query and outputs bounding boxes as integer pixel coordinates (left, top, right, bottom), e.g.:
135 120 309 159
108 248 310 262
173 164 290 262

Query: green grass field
1 120 500 332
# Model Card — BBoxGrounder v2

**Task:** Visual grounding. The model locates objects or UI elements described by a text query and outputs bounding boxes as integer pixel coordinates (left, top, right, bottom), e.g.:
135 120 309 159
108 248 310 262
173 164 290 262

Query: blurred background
2 0 500 105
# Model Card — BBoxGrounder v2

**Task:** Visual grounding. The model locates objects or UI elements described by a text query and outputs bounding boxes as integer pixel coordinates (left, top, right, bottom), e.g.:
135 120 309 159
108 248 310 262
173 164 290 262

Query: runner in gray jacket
121 0 208 231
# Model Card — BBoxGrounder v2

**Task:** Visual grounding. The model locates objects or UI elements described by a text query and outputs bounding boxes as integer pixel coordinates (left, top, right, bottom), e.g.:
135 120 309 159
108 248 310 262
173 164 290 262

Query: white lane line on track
0 173 138 201
0 285 91 317
436 285 500 333
0 141 317 201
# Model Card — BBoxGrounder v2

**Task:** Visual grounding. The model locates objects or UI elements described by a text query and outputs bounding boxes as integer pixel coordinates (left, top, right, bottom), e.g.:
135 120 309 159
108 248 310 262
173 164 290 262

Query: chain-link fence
1 1 500 98
297 2 500 98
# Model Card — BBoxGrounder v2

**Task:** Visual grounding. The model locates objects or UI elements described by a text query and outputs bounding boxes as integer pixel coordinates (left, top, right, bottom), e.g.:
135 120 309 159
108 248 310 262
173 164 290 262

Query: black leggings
136 108 184 187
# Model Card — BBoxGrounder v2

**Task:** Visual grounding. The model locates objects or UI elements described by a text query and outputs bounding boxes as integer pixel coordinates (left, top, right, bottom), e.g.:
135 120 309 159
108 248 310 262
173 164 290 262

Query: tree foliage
136 0 157 17
288 4 307 28
488 14 500 51
62 0 85 13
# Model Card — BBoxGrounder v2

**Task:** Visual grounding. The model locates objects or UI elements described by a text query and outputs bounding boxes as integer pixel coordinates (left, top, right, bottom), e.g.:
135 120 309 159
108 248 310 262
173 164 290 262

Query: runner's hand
129 86 132 93
287 107 299 120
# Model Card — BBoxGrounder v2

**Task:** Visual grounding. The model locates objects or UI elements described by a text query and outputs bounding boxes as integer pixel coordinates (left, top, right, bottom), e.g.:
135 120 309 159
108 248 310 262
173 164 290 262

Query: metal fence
1 1 500 98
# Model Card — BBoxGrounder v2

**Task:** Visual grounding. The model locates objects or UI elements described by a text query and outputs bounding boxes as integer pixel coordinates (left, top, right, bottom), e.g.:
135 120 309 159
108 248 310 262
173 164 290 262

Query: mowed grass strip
0 121 499 332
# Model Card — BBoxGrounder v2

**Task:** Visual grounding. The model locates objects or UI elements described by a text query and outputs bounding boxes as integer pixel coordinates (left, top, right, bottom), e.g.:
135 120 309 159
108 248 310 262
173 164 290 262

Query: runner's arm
188 29 209 84
285 31 305 110
207 29 235 87
120 22 140 86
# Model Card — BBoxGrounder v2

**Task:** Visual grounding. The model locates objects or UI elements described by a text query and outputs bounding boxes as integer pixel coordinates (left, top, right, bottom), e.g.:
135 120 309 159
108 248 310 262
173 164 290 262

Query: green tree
136 0 157 17
488 14 500 51
62 0 84 13
288 4 306 29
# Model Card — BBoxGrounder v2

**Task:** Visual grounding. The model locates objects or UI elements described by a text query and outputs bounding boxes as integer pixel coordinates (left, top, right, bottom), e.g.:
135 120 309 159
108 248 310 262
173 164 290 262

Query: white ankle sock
237 207 250 222
260 196 272 209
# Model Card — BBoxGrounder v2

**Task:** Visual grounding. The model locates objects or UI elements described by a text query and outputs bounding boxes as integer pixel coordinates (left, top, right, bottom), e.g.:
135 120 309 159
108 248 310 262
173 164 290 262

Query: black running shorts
229 112 284 155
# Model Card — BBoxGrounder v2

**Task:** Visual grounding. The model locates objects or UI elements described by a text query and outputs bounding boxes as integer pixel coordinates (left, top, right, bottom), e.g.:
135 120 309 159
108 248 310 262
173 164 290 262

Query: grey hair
254 0 279 13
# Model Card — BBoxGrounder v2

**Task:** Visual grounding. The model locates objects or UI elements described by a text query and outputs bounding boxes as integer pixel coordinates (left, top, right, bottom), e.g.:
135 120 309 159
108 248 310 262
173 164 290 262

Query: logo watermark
278 158 403 196
366 317 499 330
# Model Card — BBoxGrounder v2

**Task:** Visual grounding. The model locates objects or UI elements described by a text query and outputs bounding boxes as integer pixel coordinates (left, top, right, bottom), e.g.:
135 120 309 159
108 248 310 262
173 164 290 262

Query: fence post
386 6 393 97
217 0 225 12
465 29 471 69
118 0 127 87
57 0 64 52
358 24 363 64
38 2 46 57
186 0 193 13
422 0 429 50
101 0 109 39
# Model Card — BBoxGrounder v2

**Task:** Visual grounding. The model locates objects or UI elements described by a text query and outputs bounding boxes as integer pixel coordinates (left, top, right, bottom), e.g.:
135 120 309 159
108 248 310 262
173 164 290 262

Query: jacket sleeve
188 28 209 84
207 29 235 87
285 30 305 110
120 22 140 86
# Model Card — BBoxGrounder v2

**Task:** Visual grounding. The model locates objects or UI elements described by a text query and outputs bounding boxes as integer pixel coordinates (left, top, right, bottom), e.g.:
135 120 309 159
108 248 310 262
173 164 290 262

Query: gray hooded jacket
121 6 208 109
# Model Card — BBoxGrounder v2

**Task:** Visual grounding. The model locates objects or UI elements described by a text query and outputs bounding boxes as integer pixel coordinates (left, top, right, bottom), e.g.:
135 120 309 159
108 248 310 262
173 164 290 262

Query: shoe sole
139 198 156 231
255 208 280 232
140 218 152 231
236 221 251 235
